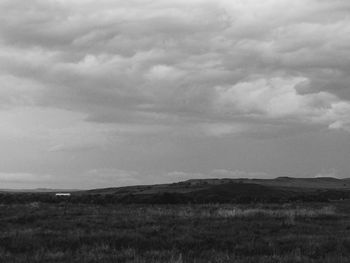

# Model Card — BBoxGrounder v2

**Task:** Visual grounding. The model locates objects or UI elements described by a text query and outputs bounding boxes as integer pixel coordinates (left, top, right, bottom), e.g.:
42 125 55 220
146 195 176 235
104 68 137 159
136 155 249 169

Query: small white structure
55 193 71 196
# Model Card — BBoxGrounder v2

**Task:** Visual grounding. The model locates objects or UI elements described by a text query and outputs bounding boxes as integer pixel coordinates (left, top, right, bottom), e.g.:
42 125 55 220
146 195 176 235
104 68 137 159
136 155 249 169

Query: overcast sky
1 0 350 189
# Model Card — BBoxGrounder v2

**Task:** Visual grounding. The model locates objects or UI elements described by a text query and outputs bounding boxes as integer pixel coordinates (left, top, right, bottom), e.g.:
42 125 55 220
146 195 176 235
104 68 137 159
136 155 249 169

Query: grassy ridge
2 182 350 205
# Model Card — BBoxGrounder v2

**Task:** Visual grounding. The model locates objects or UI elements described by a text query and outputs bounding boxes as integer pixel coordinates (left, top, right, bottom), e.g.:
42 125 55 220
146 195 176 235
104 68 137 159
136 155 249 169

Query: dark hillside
75 182 350 204
188 183 296 203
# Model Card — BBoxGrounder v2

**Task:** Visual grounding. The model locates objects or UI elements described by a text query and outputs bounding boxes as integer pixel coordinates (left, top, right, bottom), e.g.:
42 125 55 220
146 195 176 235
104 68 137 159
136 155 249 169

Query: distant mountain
0 188 77 193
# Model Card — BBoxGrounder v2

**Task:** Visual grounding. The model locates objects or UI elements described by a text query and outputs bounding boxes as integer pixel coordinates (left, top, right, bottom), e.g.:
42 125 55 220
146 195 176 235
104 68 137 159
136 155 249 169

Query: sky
1 0 350 189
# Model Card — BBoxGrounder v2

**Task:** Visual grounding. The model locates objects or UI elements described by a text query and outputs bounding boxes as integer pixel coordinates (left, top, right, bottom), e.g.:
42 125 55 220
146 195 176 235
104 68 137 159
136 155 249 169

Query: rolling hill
75 177 350 204
1 177 350 204
82 176 350 195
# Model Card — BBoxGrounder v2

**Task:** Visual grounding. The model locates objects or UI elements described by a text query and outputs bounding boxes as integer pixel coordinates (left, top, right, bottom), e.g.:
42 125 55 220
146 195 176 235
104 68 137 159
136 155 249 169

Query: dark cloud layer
1 0 350 187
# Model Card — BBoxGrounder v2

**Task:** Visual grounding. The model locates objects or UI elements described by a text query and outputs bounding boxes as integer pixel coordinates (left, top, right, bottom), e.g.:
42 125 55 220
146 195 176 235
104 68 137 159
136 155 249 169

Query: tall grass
216 206 336 218
137 205 337 220
0 202 348 262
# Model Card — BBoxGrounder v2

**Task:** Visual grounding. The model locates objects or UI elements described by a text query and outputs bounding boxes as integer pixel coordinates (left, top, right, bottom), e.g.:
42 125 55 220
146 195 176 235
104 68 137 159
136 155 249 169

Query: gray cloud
1 0 350 187
1 0 350 134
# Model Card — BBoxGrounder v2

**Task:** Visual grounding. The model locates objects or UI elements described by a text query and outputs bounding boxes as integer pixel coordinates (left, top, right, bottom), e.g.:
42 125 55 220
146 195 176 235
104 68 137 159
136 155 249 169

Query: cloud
0 172 52 182
1 0 350 136
2 0 350 136
0 172 53 189
1 0 350 188
84 168 141 188
0 107 116 150
210 169 271 179
214 77 350 130
166 169 273 181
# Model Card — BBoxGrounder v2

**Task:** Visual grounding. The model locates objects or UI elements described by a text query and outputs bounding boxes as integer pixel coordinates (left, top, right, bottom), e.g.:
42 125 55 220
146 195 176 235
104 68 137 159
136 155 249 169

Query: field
1 200 350 262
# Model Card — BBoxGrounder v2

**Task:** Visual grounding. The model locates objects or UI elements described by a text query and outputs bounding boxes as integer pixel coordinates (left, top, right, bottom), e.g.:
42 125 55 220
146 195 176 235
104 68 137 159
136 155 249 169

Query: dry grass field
0 201 350 262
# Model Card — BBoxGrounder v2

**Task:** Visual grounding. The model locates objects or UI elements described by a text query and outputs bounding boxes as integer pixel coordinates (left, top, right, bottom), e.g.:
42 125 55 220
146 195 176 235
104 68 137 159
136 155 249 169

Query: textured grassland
0 201 350 262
